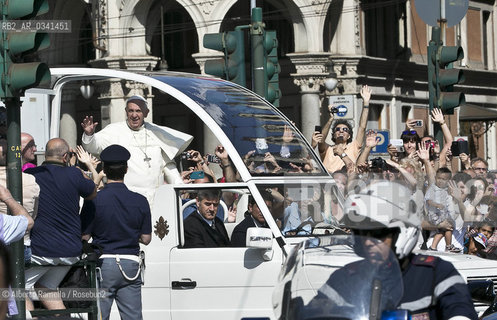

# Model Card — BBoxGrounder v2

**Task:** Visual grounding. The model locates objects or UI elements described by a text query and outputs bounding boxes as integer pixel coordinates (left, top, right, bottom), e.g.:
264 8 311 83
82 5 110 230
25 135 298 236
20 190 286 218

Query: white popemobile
21 68 497 319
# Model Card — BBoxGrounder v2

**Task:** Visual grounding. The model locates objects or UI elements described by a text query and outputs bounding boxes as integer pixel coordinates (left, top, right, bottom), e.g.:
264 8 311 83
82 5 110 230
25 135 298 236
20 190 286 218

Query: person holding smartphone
311 126 323 150
318 85 372 174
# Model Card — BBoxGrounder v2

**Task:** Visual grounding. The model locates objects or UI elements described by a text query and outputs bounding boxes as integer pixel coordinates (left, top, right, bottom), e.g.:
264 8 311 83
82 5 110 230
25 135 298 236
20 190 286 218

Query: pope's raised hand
81 116 99 136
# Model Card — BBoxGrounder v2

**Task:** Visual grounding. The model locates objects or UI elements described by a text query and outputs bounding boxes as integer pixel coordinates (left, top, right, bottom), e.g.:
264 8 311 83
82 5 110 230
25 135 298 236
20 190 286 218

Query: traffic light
0 0 51 98
203 29 246 87
436 45 465 114
428 27 465 115
263 30 281 107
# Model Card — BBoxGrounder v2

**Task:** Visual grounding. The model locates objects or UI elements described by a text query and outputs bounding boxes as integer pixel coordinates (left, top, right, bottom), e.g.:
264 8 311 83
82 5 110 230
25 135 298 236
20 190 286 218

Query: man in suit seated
231 190 273 247
183 189 230 248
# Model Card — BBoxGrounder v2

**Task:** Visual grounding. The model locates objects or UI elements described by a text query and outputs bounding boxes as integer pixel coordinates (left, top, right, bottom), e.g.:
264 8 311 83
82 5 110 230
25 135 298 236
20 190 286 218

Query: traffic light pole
436 0 446 148
430 27 444 148
5 97 25 320
432 0 465 148
251 7 265 98
0 0 51 316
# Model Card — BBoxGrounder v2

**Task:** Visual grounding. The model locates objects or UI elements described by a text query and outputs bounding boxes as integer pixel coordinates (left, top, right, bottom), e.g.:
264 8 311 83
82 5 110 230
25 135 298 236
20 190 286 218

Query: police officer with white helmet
343 181 477 320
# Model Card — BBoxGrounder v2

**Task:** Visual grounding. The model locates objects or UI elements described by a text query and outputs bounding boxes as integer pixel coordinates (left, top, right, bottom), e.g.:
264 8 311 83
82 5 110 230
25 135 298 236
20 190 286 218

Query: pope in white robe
81 95 192 204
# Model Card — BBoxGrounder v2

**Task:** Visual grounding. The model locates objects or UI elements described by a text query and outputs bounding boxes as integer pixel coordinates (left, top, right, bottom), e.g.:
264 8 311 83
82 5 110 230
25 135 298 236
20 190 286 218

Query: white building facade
40 0 497 169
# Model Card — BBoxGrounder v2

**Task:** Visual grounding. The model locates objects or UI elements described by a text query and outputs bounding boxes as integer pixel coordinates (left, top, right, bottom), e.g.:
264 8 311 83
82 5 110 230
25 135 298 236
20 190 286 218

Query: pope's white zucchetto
126 95 148 109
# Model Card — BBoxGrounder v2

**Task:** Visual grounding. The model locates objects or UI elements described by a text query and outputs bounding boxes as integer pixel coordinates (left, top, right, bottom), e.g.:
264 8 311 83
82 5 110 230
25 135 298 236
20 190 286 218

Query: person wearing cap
464 232 488 257
81 144 152 320
24 138 97 312
81 95 193 204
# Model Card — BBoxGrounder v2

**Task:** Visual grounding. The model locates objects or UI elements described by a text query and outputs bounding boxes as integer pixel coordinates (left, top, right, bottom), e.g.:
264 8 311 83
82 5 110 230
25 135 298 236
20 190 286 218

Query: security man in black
81 144 152 320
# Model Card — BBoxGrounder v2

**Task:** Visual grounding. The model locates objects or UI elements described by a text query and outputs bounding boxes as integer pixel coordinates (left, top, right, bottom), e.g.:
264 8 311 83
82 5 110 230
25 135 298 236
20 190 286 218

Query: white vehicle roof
49 68 328 182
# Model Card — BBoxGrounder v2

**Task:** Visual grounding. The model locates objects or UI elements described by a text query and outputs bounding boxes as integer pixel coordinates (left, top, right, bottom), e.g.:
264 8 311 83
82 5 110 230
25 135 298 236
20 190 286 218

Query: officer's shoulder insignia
412 254 438 267
154 216 169 240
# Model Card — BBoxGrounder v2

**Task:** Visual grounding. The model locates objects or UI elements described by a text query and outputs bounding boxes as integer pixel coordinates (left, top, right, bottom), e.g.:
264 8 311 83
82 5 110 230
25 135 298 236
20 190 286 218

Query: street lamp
320 61 340 107
323 61 339 92
324 75 338 93
80 80 94 99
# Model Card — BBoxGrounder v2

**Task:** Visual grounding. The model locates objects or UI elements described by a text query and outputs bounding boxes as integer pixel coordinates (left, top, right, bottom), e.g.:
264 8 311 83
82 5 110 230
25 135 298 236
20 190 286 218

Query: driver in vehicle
231 190 273 247
340 181 477 320
183 189 230 248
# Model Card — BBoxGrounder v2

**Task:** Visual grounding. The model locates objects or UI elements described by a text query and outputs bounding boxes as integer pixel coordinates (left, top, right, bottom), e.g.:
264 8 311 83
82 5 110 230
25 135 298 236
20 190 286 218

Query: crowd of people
311 86 497 258
0 87 494 319
0 96 165 319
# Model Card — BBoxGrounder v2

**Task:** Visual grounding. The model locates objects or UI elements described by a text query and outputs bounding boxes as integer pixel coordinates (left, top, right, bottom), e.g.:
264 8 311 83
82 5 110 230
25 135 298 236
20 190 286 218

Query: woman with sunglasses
398 130 421 160
318 85 372 174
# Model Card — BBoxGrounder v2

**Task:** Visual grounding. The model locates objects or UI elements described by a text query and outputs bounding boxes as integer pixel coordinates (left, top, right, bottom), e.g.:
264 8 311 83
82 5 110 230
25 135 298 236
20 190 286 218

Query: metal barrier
29 259 98 320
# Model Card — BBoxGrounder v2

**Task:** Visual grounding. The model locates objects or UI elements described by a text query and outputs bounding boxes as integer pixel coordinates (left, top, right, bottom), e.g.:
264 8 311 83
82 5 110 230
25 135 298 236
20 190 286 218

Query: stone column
60 84 79 148
203 127 222 179
287 53 332 142
295 79 322 142
331 0 362 55
194 53 224 179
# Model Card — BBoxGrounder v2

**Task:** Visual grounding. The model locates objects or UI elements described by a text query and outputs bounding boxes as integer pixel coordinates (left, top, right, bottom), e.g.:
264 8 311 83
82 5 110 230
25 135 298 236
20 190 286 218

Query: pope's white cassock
82 121 193 204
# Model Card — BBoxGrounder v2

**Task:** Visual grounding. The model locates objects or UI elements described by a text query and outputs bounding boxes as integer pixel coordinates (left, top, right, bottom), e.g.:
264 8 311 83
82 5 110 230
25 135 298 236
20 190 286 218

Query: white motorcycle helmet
342 180 421 259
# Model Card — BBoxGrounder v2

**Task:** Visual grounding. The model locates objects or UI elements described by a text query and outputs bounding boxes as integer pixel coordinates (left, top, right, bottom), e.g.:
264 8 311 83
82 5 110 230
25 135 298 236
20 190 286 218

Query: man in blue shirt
25 138 96 311
81 144 151 320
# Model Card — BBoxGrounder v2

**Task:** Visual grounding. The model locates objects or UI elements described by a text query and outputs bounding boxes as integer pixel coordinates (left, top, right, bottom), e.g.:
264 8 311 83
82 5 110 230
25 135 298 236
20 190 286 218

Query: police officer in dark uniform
305 236 403 319
81 144 152 320
341 181 477 320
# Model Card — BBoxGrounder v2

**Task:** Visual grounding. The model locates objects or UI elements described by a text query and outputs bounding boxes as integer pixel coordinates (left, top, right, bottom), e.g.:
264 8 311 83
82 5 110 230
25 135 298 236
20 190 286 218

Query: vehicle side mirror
246 227 273 249
246 228 274 261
